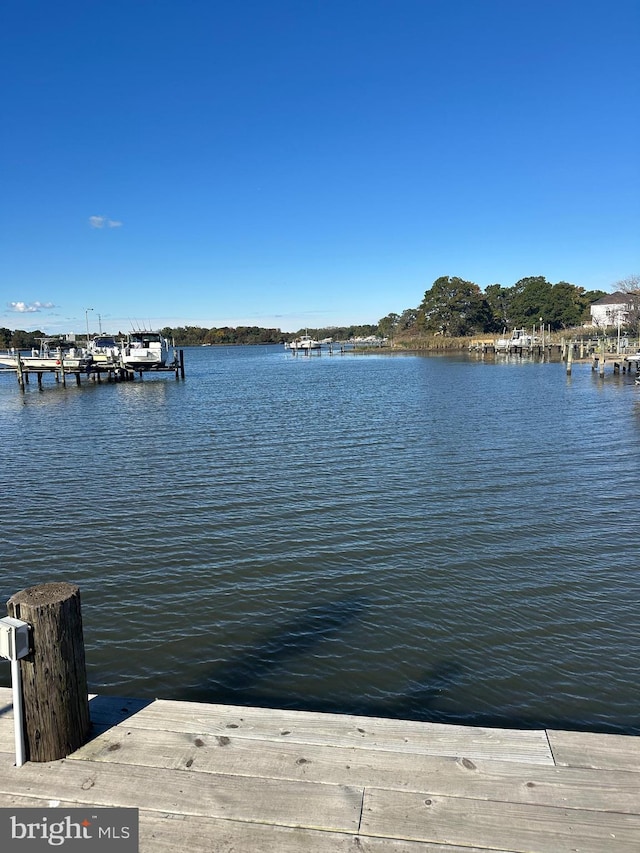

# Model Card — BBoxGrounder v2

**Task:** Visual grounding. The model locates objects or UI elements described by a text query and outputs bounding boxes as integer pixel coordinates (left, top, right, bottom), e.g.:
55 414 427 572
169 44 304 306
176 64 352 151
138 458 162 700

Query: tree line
377 276 609 339
3 275 636 351
0 324 380 350
0 327 47 350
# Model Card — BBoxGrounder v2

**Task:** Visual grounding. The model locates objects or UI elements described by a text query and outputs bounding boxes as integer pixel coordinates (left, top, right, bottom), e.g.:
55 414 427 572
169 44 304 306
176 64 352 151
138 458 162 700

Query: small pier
470 338 564 357
287 339 389 356
589 351 640 379
1 350 185 390
469 334 640 384
1 686 639 851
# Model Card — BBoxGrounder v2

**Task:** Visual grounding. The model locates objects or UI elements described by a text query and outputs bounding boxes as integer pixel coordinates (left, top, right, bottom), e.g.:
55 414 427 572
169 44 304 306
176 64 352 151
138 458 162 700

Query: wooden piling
16 356 25 390
6 582 90 762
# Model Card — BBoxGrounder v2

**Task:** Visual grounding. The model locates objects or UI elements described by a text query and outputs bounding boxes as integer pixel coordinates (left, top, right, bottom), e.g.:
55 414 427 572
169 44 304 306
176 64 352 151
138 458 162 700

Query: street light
85 308 94 347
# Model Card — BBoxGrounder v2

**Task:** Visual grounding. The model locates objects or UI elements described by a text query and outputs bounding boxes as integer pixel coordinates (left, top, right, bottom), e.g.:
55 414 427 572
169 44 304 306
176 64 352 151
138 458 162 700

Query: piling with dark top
6 582 90 762
16 355 24 390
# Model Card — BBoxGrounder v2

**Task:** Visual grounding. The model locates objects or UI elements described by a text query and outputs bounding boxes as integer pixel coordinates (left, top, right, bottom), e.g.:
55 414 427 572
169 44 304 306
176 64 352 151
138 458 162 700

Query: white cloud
9 301 55 313
89 215 122 228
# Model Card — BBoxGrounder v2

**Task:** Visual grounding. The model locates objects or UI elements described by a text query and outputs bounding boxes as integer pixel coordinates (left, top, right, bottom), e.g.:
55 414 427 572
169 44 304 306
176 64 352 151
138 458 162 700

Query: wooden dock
1 687 639 851
590 351 640 378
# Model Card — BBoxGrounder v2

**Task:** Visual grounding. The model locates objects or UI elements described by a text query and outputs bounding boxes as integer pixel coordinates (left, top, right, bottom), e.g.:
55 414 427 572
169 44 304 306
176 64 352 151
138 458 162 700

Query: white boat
494 330 511 352
87 334 121 365
495 329 533 352
0 338 93 371
120 330 173 370
288 334 321 351
510 329 533 348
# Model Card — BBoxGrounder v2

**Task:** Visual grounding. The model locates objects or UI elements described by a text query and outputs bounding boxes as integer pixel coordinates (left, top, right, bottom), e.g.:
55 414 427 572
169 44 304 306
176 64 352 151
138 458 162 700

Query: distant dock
287 338 389 356
590 350 640 379
469 334 640 382
0 349 185 390
469 337 564 357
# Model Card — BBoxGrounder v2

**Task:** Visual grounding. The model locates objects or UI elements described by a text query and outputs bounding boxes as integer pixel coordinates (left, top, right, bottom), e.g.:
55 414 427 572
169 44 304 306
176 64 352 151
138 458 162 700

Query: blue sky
1 0 638 335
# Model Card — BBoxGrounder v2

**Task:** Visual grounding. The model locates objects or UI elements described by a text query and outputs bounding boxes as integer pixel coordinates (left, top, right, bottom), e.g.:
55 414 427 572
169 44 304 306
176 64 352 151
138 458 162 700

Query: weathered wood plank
69 726 640 814
0 752 362 833
360 788 640 853
0 793 505 853
122 699 554 764
548 729 640 772
5 685 639 853
0 690 150 752
2 689 148 722
0 689 14 752
0 728 14 753
88 694 153 728
136 811 505 853
1 688 553 765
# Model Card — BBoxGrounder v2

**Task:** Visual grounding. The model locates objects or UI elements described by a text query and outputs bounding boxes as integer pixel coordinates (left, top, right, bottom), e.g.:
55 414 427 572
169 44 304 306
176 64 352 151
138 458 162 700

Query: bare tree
615 274 640 331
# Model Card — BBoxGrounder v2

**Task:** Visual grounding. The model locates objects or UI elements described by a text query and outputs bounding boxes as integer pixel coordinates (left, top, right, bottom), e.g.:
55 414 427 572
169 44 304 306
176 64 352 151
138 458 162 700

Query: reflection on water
1 346 639 733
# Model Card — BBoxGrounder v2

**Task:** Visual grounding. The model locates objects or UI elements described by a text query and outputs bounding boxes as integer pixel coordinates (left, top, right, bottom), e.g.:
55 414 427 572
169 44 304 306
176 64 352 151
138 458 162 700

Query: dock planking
361 789 640 853
548 729 640 772
0 687 639 852
109 697 556 764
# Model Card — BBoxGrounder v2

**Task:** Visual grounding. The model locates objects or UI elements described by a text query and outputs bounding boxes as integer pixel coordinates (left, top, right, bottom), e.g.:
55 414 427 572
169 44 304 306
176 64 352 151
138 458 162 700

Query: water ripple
1 350 639 732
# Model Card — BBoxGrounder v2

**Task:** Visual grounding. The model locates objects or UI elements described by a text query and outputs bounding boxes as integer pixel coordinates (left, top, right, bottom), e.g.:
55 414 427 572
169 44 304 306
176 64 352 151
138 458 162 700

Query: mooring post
16 356 25 391
6 582 90 762
566 342 573 374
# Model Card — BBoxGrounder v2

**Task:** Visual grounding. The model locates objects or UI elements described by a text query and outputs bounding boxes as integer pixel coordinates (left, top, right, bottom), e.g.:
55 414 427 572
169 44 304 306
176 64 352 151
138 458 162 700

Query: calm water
1 346 639 734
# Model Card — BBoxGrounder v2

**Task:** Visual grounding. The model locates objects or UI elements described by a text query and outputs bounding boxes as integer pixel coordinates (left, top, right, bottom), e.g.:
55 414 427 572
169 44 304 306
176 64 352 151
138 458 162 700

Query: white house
589 291 629 328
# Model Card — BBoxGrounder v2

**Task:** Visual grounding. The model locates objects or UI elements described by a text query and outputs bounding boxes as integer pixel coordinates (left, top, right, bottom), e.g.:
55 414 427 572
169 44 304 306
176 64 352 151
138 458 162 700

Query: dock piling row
3 349 185 391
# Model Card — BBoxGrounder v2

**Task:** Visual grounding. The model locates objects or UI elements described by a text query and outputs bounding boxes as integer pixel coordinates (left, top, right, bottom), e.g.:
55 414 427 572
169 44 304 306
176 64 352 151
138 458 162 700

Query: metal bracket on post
0 616 31 767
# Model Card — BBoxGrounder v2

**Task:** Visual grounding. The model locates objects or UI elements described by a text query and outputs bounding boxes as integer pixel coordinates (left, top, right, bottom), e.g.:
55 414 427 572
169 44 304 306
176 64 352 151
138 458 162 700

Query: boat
510 329 533 348
288 334 321 351
120 330 173 370
0 338 93 371
87 334 121 365
494 330 511 352
495 329 533 352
